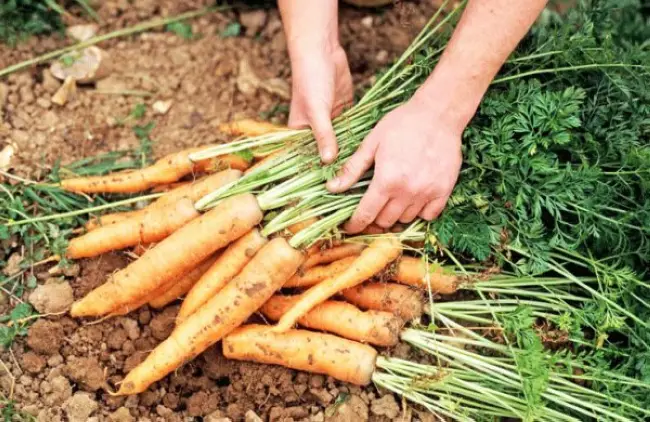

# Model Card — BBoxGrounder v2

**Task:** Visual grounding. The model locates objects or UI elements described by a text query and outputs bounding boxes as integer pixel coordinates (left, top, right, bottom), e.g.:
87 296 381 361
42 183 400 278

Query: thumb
308 108 339 164
326 135 377 193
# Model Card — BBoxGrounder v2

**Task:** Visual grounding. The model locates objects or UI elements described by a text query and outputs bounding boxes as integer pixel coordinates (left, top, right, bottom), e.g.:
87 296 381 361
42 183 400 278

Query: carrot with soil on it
131 242 156 257
341 281 424 320
273 235 402 332
66 198 201 259
218 118 288 137
283 256 358 288
223 324 378 386
177 229 268 322
115 237 304 395
149 253 221 309
394 256 459 294
83 169 243 231
261 295 403 347
302 242 367 270
70 193 264 318
202 154 251 173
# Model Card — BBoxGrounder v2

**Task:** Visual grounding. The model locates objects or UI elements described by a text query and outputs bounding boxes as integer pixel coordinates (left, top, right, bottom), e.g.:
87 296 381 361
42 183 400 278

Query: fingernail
321 148 334 163
327 178 340 190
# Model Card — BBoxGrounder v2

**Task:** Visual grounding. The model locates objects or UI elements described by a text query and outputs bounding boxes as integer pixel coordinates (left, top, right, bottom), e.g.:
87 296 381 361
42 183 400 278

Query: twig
0 170 41 185
90 90 154 97
0 357 15 400
0 6 229 78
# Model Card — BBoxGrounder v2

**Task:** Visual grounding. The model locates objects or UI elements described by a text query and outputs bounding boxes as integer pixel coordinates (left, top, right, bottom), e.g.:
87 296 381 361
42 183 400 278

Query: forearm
413 0 548 133
278 0 340 55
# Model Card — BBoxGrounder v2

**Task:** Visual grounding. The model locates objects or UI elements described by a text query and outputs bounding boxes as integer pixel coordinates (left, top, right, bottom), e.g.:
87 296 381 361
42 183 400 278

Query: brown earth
1 1 441 421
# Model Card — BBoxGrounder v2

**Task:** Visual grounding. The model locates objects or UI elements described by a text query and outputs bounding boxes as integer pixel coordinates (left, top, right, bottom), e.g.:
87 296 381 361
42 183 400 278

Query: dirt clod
109 407 135 422
370 394 400 419
21 352 46 374
42 376 72 407
28 281 74 313
63 392 99 422
245 410 263 422
325 394 368 422
150 306 178 340
27 319 64 355
64 356 105 391
240 10 268 36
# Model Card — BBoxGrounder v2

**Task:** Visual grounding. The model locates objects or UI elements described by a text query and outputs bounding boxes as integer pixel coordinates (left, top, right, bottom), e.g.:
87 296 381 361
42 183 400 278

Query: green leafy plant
221 21 241 38
166 21 194 40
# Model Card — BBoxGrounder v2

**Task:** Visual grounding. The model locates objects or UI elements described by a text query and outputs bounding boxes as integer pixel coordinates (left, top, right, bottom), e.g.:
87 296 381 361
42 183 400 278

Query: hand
326 98 463 233
287 43 353 163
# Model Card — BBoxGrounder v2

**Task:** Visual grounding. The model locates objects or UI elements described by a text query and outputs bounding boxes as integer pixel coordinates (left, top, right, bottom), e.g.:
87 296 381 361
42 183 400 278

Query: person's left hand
326 98 463 233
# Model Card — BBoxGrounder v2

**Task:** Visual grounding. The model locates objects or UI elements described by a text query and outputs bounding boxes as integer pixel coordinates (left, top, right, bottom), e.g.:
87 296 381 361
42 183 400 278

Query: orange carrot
200 154 251 173
287 217 320 235
61 147 212 194
283 256 357 288
131 242 156 257
85 210 143 231
66 198 200 259
341 282 424 320
218 119 287 137
70 193 263 318
273 235 402 332
223 325 377 386
149 253 220 309
115 237 303 395
151 181 190 193
393 256 459 294
84 170 242 232
261 295 402 347
177 229 268 322
302 243 367 270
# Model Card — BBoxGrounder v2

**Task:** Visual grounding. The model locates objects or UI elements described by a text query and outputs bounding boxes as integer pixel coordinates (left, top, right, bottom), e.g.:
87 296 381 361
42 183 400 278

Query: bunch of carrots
55 119 458 396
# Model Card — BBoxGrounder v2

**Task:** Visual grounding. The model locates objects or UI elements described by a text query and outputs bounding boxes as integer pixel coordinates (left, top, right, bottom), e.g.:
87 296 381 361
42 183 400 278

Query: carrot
151 181 190 193
149 253 220 309
177 229 268 322
85 210 143 231
223 325 377 386
272 235 402 332
84 170 242 232
201 154 251 173
66 198 201 259
115 237 304 395
70 193 263 317
340 282 424 320
287 217 320 235
283 256 358 288
61 147 211 194
218 119 287 137
261 295 402 347
131 242 156 257
302 243 367 270
394 256 459 294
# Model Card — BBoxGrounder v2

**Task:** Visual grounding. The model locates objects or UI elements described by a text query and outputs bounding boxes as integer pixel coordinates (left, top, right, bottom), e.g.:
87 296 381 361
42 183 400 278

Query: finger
344 184 388 234
326 135 378 193
375 198 409 229
419 198 447 221
308 108 339 164
399 201 426 224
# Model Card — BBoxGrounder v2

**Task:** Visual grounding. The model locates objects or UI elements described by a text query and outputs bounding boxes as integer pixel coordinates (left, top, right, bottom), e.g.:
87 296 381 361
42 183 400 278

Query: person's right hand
287 43 353 164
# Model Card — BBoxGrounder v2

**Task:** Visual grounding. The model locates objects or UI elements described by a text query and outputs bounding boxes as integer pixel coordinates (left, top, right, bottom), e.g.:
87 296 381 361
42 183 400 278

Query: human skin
278 0 548 233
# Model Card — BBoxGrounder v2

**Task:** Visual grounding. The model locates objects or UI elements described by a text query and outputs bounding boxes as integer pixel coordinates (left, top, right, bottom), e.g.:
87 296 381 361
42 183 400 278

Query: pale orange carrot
287 217 320 235
70 193 263 318
84 170 242 232
177 229 268 322
273 235 402 332
283 256 358 288
223 325 377 386
218 118 287 137
261 295 402 347
341 282 424 320
85 210 143 231
302 243 367 270
393 256 459 294
199 154 252 173
148 253 220 309
61 147 211 194
131 242 156 257
151 181 190 193
67 198 200 259
115 237 304 395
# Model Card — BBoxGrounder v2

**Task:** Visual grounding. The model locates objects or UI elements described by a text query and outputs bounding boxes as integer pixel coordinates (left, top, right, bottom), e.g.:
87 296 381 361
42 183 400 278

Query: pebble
36 97 51 109
245 410 263 422
153 100 173 115
361 16 374 28
28 281 74 313
41 69 61 94
63 392 98 422
0 83 8 119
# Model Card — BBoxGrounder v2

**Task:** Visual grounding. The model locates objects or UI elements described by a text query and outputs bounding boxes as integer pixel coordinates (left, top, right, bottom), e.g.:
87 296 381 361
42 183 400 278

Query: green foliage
166 21 194 40
133 121 155 167
0 303 36 349
0 0 64 46
220 21 241 38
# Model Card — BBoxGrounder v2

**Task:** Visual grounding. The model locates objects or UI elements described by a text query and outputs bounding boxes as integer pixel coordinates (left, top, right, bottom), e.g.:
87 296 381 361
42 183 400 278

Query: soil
1 1 442 421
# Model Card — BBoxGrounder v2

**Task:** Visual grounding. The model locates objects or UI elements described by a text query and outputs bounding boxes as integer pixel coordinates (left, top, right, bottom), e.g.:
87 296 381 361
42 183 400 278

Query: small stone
375 50 389 64
153 100 173 115
47 354 64 367
109 407 134 422
36 97 51 109
64 356 104 391
0 83 8 119
370 395 400 419
3 252 22 275
62 263 80 277
66 24 98 42
22 352 46 374
239 10 268 36
236 59 260 97
41 70 61 94
42 376 72 407
311 412 325 422
51 76 76 106
361 16 373 28
0 144 14 171
121 318 140 340
245 410 263 422
205 410 232 422
63 392 98 422
325 394 368 422
28 281 74 313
